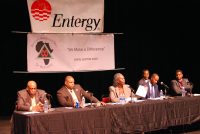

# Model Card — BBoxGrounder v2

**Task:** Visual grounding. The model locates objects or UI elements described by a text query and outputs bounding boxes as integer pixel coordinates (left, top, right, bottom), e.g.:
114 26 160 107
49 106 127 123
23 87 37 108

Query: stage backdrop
27 33 115 72
27 0 104 33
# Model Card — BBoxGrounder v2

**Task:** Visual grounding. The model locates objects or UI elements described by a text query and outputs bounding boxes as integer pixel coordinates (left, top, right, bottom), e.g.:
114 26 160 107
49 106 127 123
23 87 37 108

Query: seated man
57 75 106 107
16 80 48 112
137 73 160 99
171 69 193 96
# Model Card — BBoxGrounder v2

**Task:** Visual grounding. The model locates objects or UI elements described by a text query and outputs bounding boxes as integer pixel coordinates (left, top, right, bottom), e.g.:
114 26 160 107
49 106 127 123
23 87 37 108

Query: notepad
136 85 148 98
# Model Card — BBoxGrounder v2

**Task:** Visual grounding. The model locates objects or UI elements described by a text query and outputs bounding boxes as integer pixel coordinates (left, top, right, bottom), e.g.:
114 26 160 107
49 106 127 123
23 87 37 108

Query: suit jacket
171 78 193 95
109 84 134 102
145 81 160 99
138 78 150 86
57 84 99 107
16 89 47 111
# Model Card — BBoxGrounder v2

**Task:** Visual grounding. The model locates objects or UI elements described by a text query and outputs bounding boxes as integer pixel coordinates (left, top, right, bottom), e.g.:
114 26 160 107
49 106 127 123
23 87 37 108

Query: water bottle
181 88 186 97
119 96 126 104
75 101 80 108
81 96 85 108
44 100 49 113
160 90 164 99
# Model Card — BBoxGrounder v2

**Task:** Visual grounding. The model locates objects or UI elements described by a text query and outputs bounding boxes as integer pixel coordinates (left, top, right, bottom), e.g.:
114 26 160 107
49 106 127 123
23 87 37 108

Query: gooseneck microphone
129 85 135 103
129 85 135 93
45 93 53 98
160 82 169 89
44 93 53 106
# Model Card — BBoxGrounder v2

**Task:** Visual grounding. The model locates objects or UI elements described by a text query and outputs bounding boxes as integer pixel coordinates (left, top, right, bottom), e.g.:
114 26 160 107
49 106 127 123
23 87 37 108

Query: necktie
179 81 183 86
150 85 154 98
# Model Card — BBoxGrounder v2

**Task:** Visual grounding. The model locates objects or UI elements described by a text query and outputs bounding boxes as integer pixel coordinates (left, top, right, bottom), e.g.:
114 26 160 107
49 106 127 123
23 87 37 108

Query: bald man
145 73 160 98
57 75 105 107
16 80 48 112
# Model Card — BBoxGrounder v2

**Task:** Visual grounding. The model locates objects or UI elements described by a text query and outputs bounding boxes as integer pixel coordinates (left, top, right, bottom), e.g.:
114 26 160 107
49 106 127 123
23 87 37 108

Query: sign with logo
27 33 115 72
27 0 104 33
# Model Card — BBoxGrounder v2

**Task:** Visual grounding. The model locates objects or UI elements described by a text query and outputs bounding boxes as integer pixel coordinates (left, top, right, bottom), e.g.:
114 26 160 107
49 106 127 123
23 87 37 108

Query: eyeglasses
29 87 36 90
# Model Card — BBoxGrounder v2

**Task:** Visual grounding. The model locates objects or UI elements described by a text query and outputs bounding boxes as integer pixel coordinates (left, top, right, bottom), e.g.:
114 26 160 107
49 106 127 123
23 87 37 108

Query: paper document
22 111 40 115
193 94 200 96
136 85 148 98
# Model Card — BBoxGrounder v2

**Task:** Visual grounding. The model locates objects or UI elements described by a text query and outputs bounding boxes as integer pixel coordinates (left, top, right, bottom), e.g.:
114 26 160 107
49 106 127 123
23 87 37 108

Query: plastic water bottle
44 100 49 113
75 101 79 108
81 96 85 108
182 88 186 97
160 90 164 99
119 96 126 104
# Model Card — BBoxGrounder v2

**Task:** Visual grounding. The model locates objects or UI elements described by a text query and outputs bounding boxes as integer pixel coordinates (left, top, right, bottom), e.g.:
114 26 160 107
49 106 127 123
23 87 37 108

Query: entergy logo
31 0 52 21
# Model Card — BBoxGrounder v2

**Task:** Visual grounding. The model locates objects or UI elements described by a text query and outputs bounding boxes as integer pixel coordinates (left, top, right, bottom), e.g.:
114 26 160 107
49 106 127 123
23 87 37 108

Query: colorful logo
31 0 52 21
36 41 53 65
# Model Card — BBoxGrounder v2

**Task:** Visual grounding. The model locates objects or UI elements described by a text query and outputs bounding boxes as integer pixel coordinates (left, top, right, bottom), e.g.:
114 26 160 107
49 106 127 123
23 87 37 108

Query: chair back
101 95 110 103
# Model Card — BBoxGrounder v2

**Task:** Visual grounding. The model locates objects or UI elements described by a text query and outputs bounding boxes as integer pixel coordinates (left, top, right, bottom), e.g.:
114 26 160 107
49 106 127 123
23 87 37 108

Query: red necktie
179 81 183 88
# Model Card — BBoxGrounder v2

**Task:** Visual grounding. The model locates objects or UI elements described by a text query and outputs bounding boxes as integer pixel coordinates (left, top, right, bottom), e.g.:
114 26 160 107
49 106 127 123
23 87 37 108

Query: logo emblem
35 40 54 65
31 0 52 21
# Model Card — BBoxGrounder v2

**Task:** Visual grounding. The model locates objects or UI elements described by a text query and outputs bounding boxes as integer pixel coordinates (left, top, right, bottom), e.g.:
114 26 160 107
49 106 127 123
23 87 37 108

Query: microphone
160 82 169 89
129 85 135 93
46 93 52 98
45 93 54 108
43 93 53 99
129 85 135 103
86 91 94 107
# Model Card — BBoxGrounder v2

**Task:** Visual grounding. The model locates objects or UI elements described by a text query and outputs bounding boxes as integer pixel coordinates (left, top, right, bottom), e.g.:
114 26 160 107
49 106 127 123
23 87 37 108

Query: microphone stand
189 82 193 97
161 83 169 98
164 88 167 97
88 92 94 108
131 92 133 103
130 86 134 103
46 93 53 109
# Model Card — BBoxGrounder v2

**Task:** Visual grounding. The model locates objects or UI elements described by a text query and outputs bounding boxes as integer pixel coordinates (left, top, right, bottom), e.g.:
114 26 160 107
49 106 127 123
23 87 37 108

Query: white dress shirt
68 89 78 103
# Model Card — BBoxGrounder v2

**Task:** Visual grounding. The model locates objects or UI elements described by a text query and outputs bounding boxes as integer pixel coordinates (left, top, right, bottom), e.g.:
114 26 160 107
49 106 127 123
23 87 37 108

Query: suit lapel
25 90 32 106
65 88 74 102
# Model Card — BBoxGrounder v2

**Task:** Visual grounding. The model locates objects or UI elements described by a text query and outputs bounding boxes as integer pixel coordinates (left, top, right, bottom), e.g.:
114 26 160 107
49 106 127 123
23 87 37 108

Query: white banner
27 33 115 72
27 0 104 33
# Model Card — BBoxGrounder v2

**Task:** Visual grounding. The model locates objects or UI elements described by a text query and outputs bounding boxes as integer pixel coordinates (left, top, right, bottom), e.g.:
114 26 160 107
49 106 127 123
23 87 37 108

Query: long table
12 96 200 134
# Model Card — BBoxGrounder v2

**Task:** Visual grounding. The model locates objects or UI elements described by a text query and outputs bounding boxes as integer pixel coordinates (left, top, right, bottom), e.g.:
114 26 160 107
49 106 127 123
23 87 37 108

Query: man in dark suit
16 80 48 112
171 69 193 96
145 73 160 98
57 75 105 107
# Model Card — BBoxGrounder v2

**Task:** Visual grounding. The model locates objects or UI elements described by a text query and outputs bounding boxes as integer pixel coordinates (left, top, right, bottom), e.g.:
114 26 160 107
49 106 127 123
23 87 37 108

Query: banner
27 0 104 33
27 33 115 72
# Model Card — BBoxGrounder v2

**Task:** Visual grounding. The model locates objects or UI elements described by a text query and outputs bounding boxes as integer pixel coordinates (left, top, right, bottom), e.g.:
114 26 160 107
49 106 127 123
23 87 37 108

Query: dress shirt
68 89 78 103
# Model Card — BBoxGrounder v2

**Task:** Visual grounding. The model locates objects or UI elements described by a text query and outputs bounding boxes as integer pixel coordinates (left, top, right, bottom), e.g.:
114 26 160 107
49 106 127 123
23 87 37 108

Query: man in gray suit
16 80 48 112
57 75 105 107
171 69 193 96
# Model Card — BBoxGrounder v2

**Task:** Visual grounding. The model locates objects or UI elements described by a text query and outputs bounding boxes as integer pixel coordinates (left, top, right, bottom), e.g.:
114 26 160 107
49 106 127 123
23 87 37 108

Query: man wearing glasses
16 80 48 112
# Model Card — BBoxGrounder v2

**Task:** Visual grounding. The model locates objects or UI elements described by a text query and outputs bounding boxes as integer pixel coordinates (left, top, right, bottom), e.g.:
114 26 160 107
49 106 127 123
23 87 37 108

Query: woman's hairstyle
113 73 123 86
